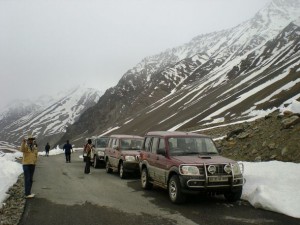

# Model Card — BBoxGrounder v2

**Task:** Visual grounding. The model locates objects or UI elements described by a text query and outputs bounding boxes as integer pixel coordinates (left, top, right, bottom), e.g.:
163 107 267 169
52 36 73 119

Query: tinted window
120 139 143 150
168 137 218 156
96 138 109 148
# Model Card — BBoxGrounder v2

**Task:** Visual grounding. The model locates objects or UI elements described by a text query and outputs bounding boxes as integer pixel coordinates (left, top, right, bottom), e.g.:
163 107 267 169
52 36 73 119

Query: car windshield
120 139 143 150
168 137 218 156
97 138 109 148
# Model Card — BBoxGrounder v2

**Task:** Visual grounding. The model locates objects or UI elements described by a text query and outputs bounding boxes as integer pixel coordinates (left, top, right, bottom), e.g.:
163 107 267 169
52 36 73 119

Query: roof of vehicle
145 131 210 138
95 136 109 139
109 134 143 139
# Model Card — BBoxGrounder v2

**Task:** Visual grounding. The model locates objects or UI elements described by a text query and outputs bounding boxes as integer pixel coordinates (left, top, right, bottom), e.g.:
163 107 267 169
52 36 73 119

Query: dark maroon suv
139 131 244 203
105 134 144 179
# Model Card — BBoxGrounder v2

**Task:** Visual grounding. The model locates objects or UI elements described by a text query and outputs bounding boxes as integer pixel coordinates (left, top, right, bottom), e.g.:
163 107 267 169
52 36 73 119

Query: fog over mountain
0 87 102 148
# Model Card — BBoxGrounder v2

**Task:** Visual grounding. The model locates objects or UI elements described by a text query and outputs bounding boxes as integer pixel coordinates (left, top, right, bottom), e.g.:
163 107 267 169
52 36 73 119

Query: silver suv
93 136 109 168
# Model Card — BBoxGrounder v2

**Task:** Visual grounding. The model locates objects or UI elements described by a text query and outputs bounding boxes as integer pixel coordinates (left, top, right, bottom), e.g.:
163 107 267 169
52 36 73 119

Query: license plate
209 176 228 182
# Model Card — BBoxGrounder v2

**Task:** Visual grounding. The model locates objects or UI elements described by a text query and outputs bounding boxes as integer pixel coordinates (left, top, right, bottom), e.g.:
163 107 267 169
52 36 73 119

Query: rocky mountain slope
0 87 102 149
60 0 300 147
197 109 300 163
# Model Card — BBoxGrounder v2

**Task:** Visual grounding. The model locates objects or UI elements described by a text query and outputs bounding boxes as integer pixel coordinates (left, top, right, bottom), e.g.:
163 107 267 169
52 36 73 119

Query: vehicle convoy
93 136 109 168
139 131 244 203
105 134 144 179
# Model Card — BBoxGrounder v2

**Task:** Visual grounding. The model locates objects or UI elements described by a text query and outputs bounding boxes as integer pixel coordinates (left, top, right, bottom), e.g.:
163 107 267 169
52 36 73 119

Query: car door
143 136 156 180
154 138 169 185
110 138 120 168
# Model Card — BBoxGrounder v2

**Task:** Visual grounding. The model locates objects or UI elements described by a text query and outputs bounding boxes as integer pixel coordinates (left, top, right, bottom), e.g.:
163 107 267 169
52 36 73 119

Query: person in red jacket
84 139 94 174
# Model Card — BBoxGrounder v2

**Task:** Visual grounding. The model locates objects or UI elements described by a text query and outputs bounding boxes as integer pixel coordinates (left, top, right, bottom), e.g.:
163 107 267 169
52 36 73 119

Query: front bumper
123 161 140 173
179 175 244 194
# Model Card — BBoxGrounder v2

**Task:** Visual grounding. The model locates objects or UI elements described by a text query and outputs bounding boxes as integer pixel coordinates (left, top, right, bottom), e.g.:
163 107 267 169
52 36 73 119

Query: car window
168 137 218 156
144 137 152 152
120 139 143 150
110 138 118 148
97 138 109 148
158 138 165 151
115 139 119 147
151 138 159 153
108 139 113 148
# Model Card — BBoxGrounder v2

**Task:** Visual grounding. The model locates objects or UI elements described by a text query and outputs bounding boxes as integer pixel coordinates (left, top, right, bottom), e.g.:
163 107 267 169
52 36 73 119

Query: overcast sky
0 0 271 109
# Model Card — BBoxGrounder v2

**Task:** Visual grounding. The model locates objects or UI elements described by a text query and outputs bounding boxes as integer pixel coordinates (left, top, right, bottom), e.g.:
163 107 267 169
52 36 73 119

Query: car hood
121 150 141 156
170 155 236 165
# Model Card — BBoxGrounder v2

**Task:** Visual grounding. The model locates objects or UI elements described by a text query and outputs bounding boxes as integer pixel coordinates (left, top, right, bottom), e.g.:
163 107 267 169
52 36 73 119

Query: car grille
197 164 229 176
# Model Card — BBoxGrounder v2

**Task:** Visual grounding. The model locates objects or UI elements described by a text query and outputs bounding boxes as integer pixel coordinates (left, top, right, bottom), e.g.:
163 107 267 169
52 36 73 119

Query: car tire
141 167 153 190
93 156 98 168
224 188 242 202
105 159 112 173
168 175 186 204
119 162 126 179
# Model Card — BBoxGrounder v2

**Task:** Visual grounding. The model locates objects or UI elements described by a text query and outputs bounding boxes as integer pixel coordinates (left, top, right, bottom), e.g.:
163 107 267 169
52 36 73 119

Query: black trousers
65 153 71 162
85 157 91 174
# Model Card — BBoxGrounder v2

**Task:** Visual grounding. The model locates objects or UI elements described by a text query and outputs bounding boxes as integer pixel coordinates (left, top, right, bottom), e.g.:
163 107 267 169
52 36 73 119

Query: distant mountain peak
0 87 102 146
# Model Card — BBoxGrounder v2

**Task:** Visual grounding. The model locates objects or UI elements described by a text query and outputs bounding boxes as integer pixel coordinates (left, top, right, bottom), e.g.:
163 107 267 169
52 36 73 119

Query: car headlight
224 164 232 174
98 151 105 156
180 165 200 176
232 163 242 175
125 155 136 161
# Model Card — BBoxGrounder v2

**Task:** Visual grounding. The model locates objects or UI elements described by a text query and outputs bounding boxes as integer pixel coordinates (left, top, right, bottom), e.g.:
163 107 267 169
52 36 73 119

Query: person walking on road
84 139 94 174
45 143 50 157
63 140 73 163
20 134 38 199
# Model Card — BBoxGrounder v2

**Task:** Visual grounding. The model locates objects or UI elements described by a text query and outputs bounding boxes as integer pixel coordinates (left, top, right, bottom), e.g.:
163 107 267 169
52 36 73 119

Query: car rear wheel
141 168 153 190
105 159 112 173
224 188 242 202
168 175 185 204
119 162 126 179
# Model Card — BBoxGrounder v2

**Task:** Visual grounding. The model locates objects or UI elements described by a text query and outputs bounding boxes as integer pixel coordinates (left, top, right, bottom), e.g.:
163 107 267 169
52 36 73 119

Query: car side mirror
157 149 166 156
113 145 119 150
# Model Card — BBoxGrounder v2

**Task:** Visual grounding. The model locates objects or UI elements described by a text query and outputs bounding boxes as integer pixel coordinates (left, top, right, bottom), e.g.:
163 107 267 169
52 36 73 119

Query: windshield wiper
184 152 199 155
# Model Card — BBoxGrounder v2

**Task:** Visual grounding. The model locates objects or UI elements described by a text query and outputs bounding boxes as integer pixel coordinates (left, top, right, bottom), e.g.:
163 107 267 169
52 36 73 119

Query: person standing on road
84 139 94 174
63 140 73 163
45 142 50 157
20 134 38 199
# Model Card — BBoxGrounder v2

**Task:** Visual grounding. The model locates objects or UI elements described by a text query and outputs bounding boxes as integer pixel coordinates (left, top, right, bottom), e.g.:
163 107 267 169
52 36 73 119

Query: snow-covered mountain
59 0 300 144
0 86 102 147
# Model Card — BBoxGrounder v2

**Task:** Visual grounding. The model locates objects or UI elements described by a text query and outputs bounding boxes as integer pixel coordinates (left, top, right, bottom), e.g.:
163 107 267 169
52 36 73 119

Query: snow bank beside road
242 161 300 218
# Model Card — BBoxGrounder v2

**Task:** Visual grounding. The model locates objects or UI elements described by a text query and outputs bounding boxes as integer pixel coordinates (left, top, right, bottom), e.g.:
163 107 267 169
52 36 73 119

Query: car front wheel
168 175 185 204
105 159 112 173
141 168 153 190
119 162 126 179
